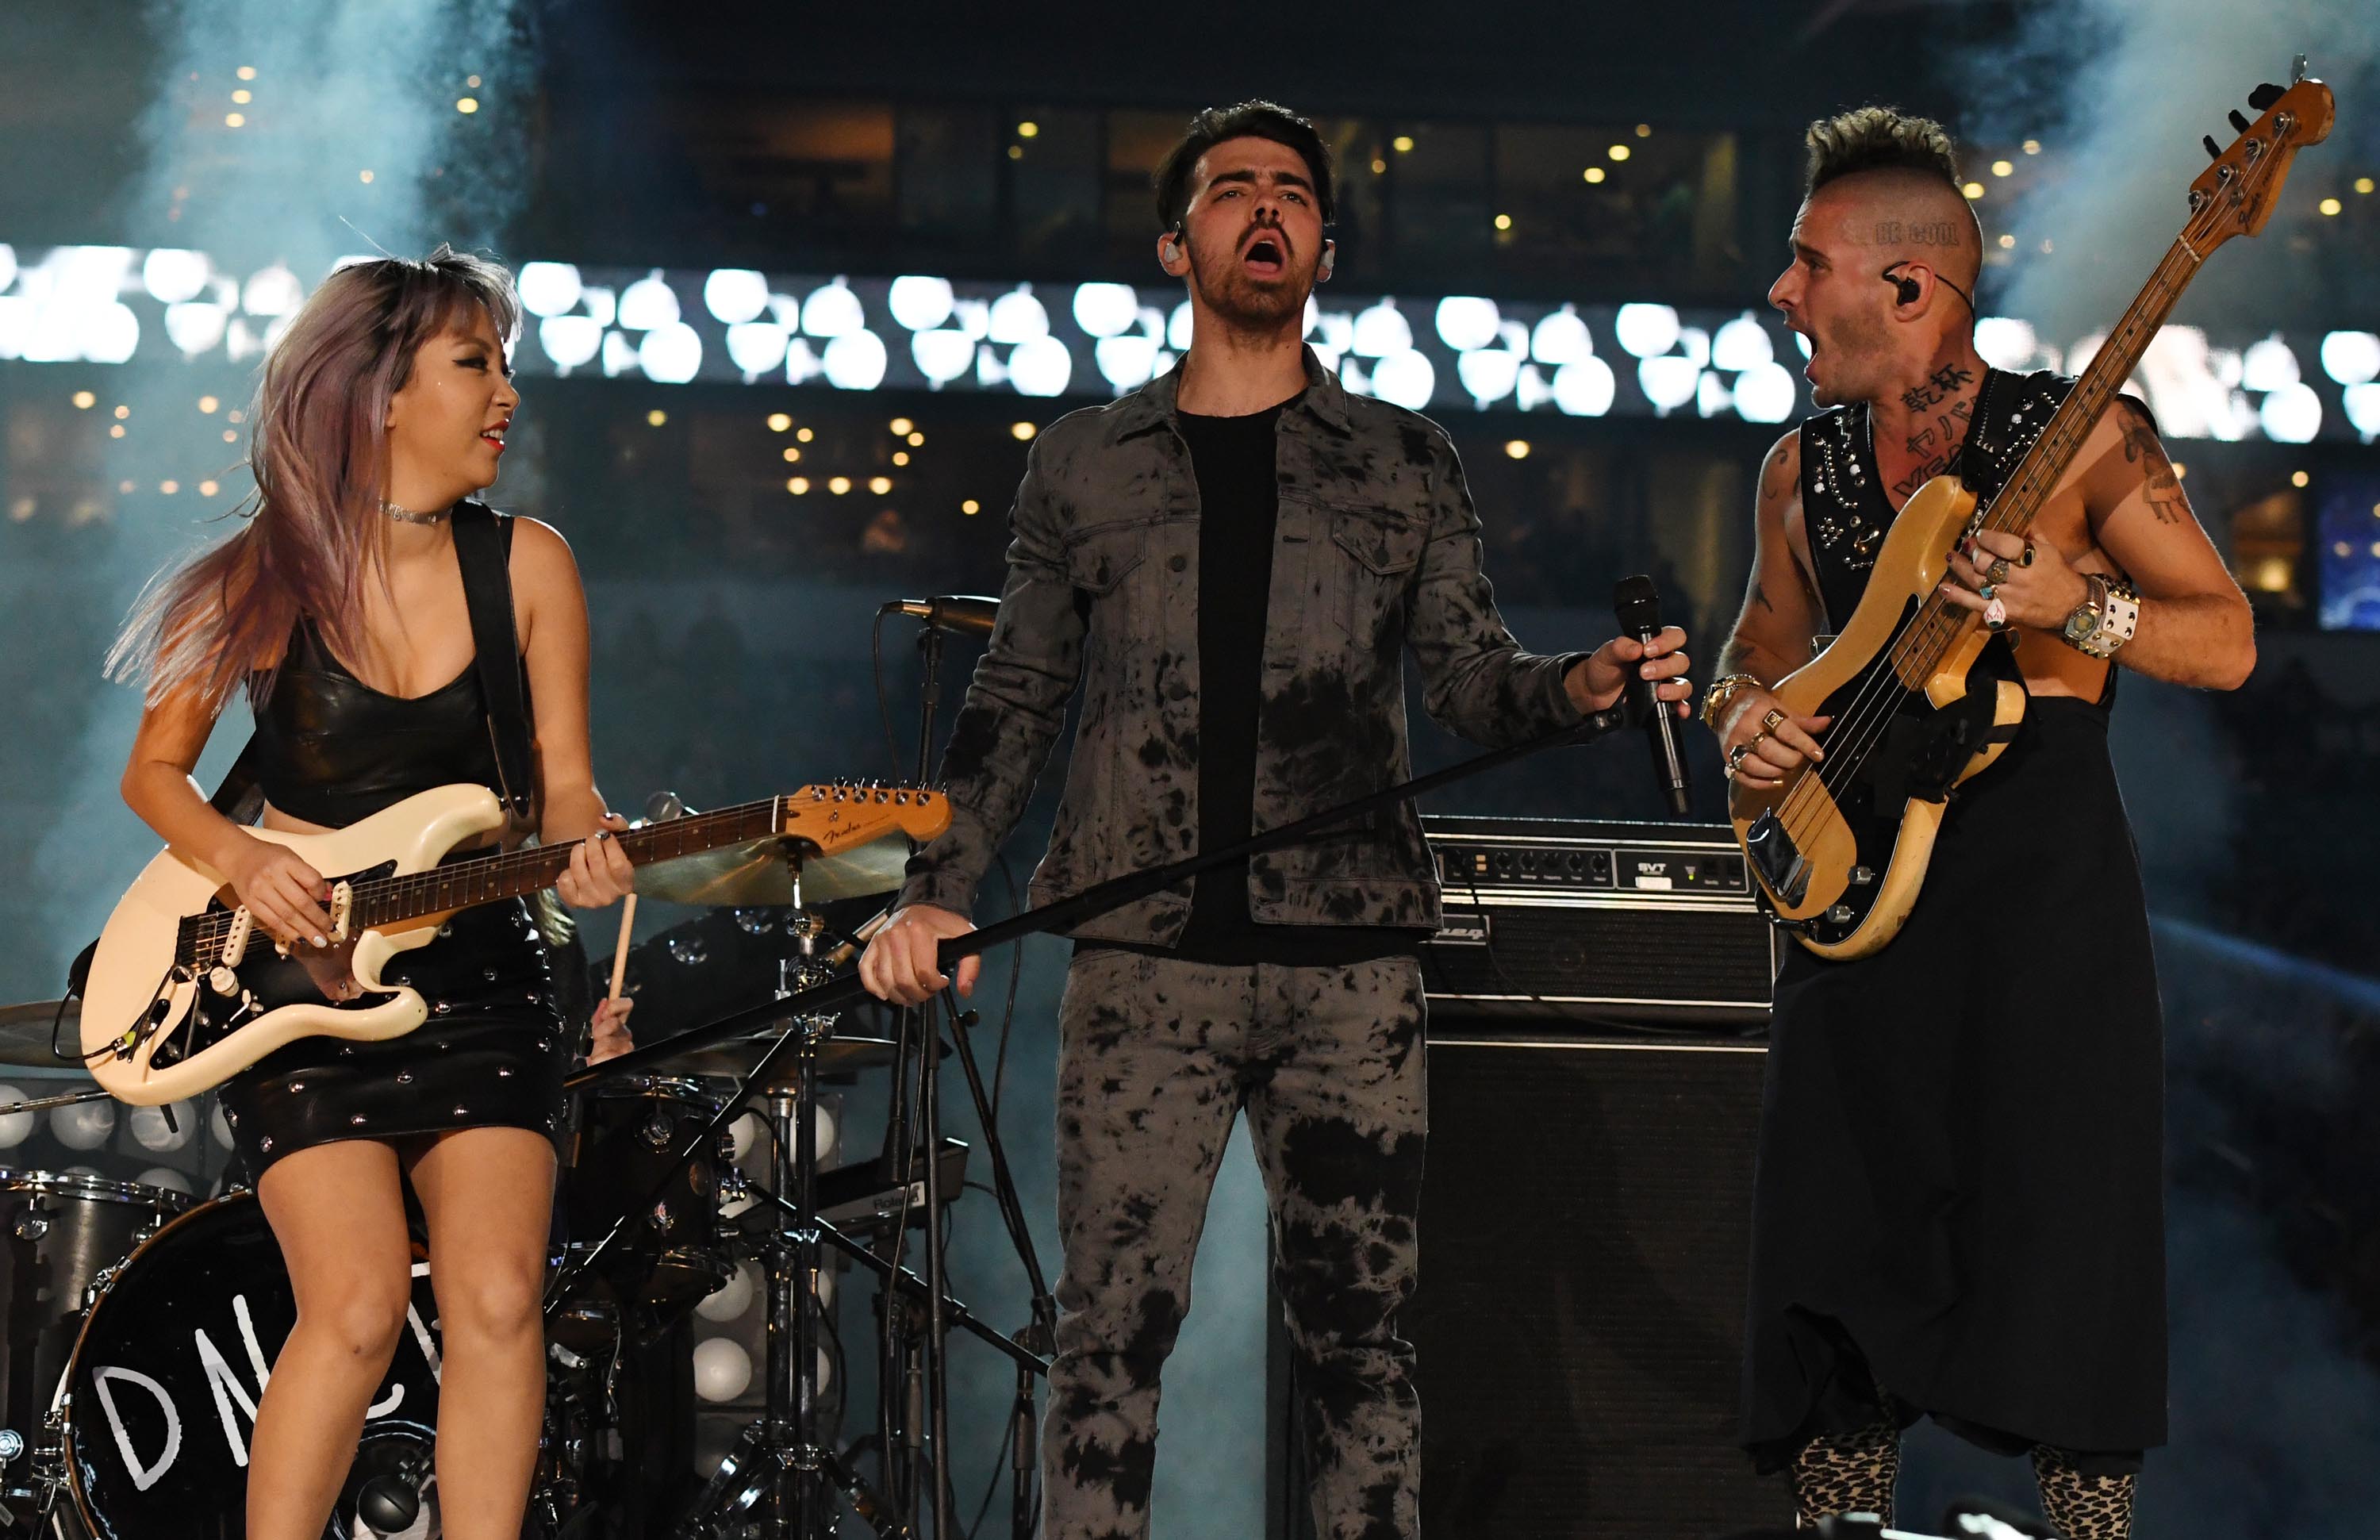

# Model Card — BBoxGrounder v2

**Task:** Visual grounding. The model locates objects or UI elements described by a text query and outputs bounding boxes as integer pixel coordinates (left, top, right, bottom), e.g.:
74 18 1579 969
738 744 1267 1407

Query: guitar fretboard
346 797 789 930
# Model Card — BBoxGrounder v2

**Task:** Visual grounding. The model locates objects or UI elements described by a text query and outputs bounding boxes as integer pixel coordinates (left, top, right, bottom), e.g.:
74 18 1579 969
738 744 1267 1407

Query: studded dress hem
217 897 571 1180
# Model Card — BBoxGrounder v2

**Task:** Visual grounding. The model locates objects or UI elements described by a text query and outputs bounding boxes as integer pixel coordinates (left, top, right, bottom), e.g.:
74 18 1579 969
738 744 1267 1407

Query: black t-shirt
1111 400 1423 967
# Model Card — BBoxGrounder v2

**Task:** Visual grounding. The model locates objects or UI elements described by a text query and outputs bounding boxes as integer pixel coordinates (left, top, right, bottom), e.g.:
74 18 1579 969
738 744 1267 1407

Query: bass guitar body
81 784 505 1105
1729 474 2028 961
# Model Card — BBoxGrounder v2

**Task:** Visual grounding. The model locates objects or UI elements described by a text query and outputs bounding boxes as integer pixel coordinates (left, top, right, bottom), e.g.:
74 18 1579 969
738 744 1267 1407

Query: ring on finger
1978 582 1996 601
1985 557 2012 585
2021 540 2036 567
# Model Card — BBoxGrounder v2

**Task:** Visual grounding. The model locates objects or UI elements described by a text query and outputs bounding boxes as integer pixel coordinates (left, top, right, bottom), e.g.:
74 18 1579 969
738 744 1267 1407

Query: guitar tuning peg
2248 82 2286 111
2228 109 2251 134
2202 134 2222 162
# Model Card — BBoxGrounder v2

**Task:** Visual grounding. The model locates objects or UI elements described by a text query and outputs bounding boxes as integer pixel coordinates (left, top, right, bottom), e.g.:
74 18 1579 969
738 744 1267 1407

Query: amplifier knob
1519 853 1538 874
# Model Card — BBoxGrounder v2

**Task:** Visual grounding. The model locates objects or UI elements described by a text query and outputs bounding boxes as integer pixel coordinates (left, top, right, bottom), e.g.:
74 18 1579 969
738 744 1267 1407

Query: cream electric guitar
82 782 948 1104
1732 69 2332 960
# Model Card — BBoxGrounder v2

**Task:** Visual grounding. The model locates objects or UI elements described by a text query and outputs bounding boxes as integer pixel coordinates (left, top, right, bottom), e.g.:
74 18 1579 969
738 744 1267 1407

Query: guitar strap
451 500 539 824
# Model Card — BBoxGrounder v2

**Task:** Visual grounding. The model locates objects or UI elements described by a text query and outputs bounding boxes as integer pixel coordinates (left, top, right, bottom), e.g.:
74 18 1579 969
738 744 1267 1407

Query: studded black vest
1797 367 2076 630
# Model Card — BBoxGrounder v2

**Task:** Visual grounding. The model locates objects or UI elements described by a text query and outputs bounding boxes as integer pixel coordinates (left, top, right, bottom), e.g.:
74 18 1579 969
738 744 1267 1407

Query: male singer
860 100 1690 1539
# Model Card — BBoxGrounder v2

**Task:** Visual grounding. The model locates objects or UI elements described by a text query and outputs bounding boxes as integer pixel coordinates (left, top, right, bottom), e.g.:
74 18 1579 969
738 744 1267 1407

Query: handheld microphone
885 595 1000 636
1612 574 1691 819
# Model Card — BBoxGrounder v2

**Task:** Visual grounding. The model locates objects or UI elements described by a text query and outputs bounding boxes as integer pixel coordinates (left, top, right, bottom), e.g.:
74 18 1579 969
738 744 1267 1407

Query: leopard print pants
1788 1422 2136 1538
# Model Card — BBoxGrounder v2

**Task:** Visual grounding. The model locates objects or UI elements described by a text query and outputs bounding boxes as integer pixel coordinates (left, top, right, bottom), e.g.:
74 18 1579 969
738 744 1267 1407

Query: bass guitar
1732 68 2332 959
81 782 948 1104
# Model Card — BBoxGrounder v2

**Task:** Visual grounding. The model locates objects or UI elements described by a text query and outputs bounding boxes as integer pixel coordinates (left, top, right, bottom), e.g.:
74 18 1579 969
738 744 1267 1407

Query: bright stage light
823 328 889 390
1371 349 1435 410
0 244 15 292
988 286 1050 345
1614 303 1681 359
725 321 789 378
1710 313 1773 372
241 263 301 317
888 275 955 333
516 263 582 318
2259 382 2321 444
2318 330 2380 386
538 316 601 374
78 302 138 364
1530 305 1590 364
1639 355 1701 414
912 328 975 386
1733 361 1799 423
1457 347 1519 406
638 323 702 383
1974 316 2038 371
1072 282 1139 339
1434 296 1500 352
1553 356 1616 417
702 268 770 325
141 248 209 304
1009 335 1073 397
2343 383 2380 441
1351 299 1412 358
166 301 228 356
1168 301 1195 351
2242 335 2301 393
1096 335 1160 391
800 279 864 340
618 271 681 331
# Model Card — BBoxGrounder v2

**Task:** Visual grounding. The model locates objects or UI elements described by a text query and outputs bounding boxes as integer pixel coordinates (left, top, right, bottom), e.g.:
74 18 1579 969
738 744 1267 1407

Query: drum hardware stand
748 1190 1050 1539
668 858 904 1540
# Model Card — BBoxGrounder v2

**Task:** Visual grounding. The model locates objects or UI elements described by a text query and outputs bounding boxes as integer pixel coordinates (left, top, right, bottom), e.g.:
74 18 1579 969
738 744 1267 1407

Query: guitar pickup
330 881 354 943
221 908 254 969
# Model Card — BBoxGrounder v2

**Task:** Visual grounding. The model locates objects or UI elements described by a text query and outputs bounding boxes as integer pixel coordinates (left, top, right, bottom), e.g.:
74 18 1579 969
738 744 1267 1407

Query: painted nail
312 935 327 947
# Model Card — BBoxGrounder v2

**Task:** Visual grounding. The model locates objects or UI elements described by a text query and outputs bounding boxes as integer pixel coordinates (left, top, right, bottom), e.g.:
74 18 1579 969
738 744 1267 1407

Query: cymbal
632 834 911 907
0 1000 94 1076
635 1032 898 1088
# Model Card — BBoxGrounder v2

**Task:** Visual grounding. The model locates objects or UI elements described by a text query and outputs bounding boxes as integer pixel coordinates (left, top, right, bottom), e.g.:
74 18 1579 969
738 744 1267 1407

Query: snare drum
0 1171 190 1512
564 1077 733 1316
52 1192 444 1538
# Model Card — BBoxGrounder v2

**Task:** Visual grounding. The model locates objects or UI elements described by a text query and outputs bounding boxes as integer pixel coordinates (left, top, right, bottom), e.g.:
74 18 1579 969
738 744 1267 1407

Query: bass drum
54 1192 446 1539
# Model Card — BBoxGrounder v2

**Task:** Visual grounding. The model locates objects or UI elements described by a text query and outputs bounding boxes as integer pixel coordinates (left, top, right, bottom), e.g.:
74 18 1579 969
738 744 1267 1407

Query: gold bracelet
1701 673 1760 730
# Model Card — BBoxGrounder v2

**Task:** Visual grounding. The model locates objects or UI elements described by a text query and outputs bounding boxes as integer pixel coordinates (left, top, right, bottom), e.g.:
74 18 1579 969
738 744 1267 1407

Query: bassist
1713 108 2255 1537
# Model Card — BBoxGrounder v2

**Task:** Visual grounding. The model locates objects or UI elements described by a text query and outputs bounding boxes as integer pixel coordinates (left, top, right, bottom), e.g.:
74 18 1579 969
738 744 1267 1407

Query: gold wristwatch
1701 673 1760 730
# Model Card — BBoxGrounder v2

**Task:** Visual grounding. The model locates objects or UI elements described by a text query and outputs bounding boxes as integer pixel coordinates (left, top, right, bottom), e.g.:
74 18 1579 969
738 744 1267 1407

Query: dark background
3 2 2378 1533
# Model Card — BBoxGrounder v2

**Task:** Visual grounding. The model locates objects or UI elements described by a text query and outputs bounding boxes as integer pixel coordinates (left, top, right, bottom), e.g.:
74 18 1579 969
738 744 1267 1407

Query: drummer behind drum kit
0 785 1035 1539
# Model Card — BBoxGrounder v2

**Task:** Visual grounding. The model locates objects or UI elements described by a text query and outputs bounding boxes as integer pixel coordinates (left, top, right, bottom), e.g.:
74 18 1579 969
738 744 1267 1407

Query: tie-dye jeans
1042 947 1429 1540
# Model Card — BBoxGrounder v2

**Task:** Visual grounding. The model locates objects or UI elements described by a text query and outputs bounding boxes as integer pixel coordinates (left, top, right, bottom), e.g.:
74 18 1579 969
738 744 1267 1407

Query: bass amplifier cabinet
1419 815 1779 1027
1265 1031 1791 1538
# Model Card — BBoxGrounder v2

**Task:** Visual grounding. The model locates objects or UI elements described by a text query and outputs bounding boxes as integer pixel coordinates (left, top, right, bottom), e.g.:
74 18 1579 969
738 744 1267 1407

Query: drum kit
0 798 1049 1539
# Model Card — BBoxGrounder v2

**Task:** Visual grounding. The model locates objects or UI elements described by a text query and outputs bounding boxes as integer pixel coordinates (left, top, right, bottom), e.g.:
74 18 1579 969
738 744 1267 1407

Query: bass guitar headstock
2186 60 2336 252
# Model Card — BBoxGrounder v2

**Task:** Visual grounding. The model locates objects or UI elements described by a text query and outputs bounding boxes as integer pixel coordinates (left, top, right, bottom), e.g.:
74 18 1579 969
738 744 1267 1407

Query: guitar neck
1978 234 2204 538
350 798 786 929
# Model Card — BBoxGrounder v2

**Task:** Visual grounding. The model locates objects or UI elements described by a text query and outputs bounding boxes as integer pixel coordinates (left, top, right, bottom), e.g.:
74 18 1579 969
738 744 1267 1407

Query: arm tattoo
2118 409 2187 526
1750 574 1775 613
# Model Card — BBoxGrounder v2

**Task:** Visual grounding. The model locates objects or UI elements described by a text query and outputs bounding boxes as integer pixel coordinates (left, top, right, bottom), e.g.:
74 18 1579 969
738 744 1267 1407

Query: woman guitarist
110 248 635 1539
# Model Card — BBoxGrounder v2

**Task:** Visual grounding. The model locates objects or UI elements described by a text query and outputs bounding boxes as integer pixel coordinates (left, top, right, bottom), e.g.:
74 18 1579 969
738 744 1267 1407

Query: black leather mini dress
216 517 574 1179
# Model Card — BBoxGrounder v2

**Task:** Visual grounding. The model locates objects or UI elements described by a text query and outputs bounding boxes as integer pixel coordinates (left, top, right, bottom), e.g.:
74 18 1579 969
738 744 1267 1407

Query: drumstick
605 893 639 1004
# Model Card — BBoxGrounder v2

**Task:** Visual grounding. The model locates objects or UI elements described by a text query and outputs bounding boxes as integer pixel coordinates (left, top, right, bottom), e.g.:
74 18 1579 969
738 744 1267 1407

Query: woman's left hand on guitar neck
1938 529 2091 632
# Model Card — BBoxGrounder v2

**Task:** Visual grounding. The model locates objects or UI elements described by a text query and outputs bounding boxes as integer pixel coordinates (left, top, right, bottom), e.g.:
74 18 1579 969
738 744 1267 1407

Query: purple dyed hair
109 244 521 708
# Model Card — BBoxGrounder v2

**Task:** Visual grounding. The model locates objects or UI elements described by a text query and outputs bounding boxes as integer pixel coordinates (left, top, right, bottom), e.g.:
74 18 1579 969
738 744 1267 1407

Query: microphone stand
555 694 1630 1288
